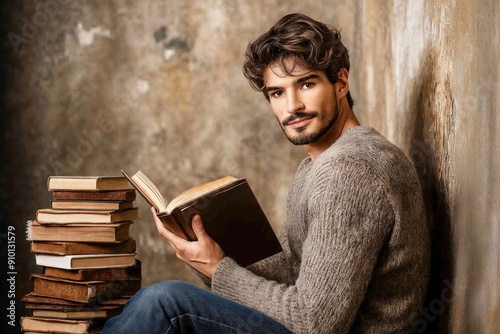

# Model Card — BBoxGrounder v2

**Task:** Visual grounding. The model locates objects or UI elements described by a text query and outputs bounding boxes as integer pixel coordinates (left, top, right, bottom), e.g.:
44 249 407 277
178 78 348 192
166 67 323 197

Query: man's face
263 61 339 146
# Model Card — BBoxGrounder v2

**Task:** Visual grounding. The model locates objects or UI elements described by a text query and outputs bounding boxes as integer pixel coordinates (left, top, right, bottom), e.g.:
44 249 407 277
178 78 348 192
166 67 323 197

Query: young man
103 13 429 333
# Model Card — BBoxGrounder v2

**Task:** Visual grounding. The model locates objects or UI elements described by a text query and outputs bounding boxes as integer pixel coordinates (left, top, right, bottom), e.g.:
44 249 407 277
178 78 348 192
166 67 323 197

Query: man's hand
151 207 225 279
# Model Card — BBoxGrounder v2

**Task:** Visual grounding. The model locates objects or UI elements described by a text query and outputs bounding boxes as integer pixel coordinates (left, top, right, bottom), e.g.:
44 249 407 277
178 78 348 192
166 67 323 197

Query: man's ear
336 68 350 99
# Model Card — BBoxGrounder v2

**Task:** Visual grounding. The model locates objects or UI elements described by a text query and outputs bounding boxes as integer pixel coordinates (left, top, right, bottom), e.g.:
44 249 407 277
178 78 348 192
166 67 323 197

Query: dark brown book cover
122 170 282 267
22 293 129 307
22 293 87 307
158 179 283 267
43 260 141 281
25 302 122 312
31 274 110 303
31 239 137 255
107 278 142 297
25 297 124 318
27 221 132 243
53 189 136 201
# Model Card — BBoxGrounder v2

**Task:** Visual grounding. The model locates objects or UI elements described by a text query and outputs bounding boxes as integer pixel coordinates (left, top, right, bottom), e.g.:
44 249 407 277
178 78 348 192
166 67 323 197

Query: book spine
46 177 52 191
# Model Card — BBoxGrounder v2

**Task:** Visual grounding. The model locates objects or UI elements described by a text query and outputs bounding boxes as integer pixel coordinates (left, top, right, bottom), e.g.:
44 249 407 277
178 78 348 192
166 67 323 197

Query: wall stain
410 47 455 333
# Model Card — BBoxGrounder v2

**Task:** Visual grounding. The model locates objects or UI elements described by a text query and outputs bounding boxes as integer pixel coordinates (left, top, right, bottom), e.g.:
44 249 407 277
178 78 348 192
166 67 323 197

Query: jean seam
170 313 254 334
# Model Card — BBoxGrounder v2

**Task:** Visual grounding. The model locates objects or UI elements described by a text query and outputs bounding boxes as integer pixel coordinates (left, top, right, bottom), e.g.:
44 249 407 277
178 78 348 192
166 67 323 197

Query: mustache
281 111 318 127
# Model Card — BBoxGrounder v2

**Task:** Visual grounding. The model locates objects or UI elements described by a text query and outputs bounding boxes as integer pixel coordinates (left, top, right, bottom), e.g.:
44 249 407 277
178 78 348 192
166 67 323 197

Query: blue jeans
102 280 292 334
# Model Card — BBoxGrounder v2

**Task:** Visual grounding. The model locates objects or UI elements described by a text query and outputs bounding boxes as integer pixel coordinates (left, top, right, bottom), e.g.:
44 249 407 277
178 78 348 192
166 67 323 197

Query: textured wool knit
210 126 430 333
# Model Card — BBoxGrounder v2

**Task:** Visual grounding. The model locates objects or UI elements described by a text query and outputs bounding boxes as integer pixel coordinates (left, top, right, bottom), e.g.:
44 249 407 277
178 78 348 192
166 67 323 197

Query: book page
130 171 169 212
166 176 237 213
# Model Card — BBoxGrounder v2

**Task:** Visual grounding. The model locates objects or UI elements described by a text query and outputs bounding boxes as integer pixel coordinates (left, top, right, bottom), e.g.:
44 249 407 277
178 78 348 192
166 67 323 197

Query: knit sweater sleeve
193 232 294 288
244 232 295 284
211 158 394 333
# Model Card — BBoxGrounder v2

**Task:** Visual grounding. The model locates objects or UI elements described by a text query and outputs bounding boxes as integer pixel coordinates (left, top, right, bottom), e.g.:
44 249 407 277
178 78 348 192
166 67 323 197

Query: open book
121 170 282 267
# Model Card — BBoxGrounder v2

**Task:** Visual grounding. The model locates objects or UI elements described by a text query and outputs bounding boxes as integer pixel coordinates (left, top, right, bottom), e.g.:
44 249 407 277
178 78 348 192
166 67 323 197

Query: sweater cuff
211 256 237 292
190 267 212 288
211 257 241 295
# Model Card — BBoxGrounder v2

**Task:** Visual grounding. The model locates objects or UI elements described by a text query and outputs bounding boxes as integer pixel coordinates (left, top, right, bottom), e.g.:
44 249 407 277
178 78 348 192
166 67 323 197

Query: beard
279 104 340 146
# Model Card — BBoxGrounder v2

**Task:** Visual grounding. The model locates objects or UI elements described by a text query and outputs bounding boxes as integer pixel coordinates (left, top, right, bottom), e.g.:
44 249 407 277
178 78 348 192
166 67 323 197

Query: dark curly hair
242 13 354 109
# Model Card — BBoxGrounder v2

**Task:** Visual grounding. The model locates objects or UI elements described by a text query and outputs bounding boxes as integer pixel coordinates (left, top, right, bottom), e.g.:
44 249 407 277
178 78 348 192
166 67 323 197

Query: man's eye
302 82 314 89
271 91 283 98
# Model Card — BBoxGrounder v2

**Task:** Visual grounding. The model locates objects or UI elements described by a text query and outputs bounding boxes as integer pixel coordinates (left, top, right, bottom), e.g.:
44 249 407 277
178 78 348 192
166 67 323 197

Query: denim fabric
102 280 292 334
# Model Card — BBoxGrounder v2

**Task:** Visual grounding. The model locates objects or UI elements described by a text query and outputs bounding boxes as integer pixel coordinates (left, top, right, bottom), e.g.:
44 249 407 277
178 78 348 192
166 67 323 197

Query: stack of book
21 176 142 334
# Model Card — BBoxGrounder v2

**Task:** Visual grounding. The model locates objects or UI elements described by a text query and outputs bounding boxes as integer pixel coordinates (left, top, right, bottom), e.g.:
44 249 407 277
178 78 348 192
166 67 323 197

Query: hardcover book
21 317 104 334
51 200 134 211
31 274 110 303
26 221 132 243
43 261 141 281
22 293 129 307
107 278 142 297
53 189 136 201
36 208 139 224
42 261 141 281
35 253 137 270
30 305 123 319
25 301 122 312
47 176 130 191
122 170 282 267
30 239 137 255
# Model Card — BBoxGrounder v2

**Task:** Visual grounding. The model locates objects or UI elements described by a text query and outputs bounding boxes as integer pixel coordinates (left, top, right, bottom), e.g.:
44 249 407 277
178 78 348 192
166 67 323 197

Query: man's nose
286 92 305 114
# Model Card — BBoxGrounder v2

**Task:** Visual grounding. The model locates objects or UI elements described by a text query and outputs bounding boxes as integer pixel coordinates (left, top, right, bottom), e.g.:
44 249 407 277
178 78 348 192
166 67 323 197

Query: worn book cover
47 175 130 191
26 221 132 243
21 316 104 334
51 199 135 211
42 260 141 281
36 208 139 224
53 189 136 201
22 293 129 307
107 278 142 297
30 304 123 319
30 239 137 255
31 274 110 303
123 170 283 267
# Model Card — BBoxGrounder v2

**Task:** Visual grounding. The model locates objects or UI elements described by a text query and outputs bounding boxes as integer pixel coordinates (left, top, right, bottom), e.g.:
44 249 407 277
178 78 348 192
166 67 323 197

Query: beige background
2 0 499 332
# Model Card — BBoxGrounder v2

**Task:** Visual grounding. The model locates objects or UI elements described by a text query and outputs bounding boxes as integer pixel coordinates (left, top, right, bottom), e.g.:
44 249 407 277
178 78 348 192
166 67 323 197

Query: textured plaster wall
1 0 499 333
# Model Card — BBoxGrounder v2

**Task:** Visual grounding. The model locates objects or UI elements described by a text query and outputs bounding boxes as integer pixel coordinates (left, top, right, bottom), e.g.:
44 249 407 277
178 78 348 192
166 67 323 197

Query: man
103 13 429 333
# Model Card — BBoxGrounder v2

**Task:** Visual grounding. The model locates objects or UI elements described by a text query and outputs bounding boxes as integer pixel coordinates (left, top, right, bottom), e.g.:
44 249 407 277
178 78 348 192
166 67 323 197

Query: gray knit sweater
211 126 430 333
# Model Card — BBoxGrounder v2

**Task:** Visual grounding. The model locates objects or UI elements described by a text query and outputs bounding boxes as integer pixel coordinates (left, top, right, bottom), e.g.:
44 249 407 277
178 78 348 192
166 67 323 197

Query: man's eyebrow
265 74 321 93
295 74 320 84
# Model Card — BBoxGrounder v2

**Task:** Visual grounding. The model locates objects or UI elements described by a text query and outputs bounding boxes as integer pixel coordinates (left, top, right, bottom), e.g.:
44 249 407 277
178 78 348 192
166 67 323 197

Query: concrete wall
1 0 499 333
